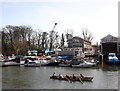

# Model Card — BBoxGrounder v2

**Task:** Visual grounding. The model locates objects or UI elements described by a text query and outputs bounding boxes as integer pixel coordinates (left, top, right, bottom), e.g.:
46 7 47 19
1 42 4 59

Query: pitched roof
68 36 83 41
101 34 117 40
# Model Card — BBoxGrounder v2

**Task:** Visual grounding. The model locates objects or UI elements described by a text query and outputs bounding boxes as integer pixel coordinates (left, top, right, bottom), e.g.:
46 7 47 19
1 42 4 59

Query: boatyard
1 1 120 90
0 24 120 89
0 23 120 89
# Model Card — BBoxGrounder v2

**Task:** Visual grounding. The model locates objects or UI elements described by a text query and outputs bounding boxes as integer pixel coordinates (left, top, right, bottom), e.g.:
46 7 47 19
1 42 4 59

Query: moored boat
4 61 20 66
24 57 41 67
72 61 93 68
0 56 7 67
58 60 72 67
24 61 41 67
4 57 20 66
48 59 61 66
107 53 120 64
39 58 49 66
87 58 99 65
40 56 61 66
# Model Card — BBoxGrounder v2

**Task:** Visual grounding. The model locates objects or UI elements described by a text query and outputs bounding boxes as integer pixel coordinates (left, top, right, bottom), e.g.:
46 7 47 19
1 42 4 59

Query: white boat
39 58 49 66
39 56 61 66
84 58 99 66
24 57 41 67
0 56 7 67
20 57 26 65
85 59 98 66
20 60 25 65
4 61 20 66
108 53 119 63
72 61 93 68
3 57 20 66
24 60 41 67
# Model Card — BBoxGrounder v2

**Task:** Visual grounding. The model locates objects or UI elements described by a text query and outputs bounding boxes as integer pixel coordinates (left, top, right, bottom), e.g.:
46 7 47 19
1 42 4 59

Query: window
90 48 92 50
73 45 76 47
80 44 82 47
85 48 87 51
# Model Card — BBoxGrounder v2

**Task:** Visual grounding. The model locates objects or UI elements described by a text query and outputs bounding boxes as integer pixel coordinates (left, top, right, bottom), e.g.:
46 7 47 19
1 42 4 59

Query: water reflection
100 63 120 71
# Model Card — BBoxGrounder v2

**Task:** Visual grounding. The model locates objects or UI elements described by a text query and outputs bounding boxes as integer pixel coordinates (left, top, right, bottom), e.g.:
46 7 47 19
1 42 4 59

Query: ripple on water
2 64 119 89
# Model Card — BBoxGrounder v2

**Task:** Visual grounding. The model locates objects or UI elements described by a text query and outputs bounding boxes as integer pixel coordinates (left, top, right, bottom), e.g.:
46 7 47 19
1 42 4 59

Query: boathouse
100 34 118 56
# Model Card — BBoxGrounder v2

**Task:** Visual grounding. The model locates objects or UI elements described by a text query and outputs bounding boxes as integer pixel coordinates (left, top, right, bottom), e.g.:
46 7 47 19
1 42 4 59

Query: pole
102 54 103 63
101 54 104 68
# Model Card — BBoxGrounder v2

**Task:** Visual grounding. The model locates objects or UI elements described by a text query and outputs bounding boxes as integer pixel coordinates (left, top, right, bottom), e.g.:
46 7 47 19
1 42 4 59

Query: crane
49 23 58 50
52 23 57 31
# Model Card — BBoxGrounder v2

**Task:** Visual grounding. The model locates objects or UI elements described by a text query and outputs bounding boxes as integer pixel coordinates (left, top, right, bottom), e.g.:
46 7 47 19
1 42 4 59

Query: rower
80 74 84 78
58 74 63 78
53 72 56 77
72 74 76 79
66 74 70 79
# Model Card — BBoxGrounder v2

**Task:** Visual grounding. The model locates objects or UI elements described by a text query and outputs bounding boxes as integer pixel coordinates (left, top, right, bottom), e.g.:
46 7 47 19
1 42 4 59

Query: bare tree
2 24 62 55
12 40 27 55
82 28 93 42
2 25 34 55
49 30 58 50
26 26 33 49
36 31 41 49
41 32 48 49
30 32 38 50
65 29 73 41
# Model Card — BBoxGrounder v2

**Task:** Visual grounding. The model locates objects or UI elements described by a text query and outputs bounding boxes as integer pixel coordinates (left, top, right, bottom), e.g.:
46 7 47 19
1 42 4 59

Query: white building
67 36 84 56
84 40 93 56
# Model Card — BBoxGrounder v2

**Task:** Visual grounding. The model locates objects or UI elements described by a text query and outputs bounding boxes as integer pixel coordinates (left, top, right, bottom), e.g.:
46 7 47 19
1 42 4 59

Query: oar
78 77 83 84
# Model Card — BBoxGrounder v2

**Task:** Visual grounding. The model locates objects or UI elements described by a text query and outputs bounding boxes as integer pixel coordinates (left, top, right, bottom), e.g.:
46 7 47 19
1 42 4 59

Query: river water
2 63 120 89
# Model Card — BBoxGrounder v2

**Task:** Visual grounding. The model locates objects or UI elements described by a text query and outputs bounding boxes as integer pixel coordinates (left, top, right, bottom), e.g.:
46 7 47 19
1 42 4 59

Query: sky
0 0 119 44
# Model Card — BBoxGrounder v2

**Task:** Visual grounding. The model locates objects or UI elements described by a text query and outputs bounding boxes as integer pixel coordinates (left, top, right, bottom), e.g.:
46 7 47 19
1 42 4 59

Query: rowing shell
50 76 93 81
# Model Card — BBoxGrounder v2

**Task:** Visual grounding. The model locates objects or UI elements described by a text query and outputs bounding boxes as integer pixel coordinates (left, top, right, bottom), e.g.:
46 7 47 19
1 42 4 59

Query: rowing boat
50 75 93 81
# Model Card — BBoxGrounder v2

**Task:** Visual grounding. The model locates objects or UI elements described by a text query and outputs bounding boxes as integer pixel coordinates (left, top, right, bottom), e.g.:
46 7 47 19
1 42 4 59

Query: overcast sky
0 0 119 44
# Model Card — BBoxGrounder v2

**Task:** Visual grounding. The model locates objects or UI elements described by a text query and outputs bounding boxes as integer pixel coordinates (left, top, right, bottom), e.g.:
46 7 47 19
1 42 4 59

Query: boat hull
24 62 41 67
58 63 71 67
48 62 61 66
72 64 92 68
4 62 20 66
24 64 41 67
0 62 8 67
